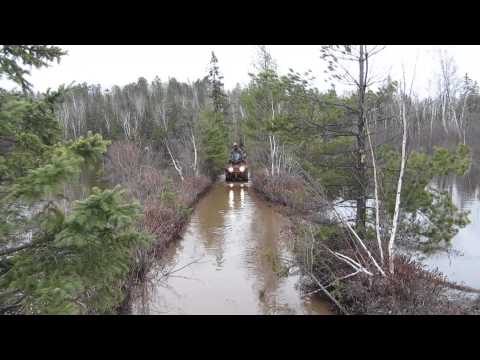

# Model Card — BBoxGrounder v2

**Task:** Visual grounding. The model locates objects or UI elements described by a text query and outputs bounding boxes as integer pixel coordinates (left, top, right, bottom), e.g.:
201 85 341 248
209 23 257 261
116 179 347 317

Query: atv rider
230 143 245 163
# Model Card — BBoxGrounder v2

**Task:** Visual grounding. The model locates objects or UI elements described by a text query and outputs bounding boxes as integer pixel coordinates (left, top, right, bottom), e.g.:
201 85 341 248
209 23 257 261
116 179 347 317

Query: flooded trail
133 181 332 315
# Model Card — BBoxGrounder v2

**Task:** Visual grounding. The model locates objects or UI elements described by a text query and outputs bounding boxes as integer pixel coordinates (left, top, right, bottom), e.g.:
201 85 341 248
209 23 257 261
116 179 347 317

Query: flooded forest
1 45 480 315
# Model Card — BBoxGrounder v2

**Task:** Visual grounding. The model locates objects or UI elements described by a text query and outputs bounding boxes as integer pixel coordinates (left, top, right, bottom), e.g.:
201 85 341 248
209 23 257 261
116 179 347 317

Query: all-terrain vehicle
225 151 248 182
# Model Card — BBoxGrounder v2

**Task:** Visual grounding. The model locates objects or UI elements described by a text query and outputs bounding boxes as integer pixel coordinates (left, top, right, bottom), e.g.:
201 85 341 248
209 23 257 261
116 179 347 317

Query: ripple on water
133 182 332 315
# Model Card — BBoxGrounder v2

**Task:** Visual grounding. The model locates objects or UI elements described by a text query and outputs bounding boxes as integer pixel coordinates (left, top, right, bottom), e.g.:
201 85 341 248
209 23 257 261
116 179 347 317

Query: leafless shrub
176 176 211 205
106 141 143 184
291 221 476 314
340 255 474 314
252 172 316 211
276 171 479 315
106 141 212 313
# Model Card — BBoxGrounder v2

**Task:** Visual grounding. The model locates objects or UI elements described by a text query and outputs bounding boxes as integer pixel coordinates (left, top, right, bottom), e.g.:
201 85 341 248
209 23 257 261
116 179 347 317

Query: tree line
2 45 479 314
0 48 235 313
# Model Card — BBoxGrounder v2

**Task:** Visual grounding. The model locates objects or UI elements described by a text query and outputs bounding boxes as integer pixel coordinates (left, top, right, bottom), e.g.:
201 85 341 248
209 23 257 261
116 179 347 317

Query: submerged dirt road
133 181 332 315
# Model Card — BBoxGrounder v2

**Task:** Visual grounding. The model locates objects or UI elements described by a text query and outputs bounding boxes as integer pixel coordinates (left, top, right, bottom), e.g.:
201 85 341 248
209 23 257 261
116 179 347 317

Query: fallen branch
160 257 205 279
338 215 386 277
303 270 361 298
319 242 373 276
308 272 349 315
0 241 37 257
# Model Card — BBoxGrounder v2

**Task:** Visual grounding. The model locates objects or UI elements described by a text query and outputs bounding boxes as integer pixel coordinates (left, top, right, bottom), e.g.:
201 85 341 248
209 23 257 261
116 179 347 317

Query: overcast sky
2 45 480 98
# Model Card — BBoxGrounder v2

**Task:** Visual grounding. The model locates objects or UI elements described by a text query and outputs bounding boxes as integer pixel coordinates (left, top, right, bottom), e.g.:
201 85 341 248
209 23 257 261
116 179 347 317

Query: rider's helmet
232 142 238 149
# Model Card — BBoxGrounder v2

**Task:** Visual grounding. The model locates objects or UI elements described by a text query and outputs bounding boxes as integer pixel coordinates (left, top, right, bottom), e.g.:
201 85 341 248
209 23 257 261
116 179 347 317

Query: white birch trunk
191 128 198 176
166 141 184 182
366 118 384 264
388 96 408 275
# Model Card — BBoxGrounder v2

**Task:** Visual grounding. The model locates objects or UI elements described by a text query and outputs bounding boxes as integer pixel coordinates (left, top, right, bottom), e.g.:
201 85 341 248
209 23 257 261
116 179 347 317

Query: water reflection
424 170 480 288
132 182 332 315
228 189 234 208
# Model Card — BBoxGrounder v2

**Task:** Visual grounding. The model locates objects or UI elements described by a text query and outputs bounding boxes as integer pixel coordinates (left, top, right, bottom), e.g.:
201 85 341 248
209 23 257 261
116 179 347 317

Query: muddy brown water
132 181 332 315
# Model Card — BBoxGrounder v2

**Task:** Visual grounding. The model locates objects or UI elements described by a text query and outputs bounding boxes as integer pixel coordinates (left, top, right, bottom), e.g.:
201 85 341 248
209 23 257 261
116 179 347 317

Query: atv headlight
228 167 234 172
239 166 245 172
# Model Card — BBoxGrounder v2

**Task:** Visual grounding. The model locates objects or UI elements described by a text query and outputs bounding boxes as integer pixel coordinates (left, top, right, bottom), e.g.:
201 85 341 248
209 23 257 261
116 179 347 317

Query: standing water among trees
1 45 480 314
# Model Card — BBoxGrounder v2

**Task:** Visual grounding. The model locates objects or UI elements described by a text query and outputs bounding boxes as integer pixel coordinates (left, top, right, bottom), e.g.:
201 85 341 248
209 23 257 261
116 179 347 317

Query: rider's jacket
230 148 243 162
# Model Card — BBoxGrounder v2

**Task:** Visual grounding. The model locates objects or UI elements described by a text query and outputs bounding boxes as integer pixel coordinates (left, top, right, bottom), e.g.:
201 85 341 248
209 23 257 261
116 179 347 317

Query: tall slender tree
320 45 385 235
207 51 228 114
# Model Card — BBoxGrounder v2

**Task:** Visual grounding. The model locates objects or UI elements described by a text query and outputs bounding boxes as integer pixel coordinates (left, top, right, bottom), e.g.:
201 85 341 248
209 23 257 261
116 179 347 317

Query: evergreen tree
198 110 228 179
1 45 67 183
0 133 151 314
250 67 472 254
207 51 228 114
0 90 63 183
0 46 152 314
0 45 66 93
